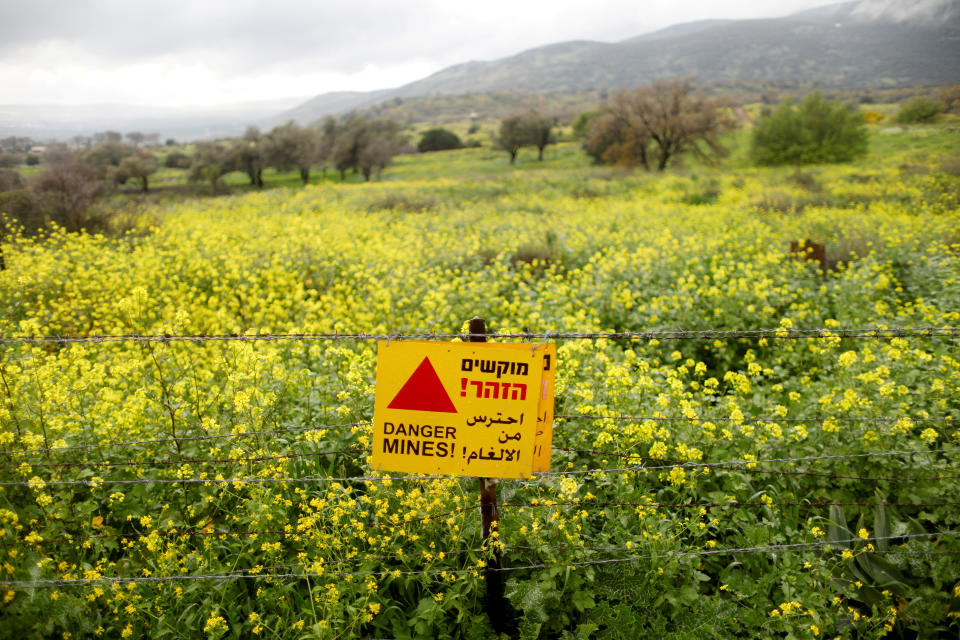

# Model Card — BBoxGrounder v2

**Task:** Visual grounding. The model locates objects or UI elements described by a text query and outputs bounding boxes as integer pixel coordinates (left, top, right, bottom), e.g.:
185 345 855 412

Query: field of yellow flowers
1 128 959 639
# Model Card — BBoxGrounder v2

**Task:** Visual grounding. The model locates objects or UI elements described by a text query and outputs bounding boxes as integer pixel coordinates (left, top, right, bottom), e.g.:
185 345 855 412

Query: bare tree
583 80 734 171
583 93 653 169
32 158 102 232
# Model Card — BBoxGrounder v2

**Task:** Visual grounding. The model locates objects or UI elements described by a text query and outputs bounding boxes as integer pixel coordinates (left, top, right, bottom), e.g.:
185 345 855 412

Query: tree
496 115 525 164
116 150 158 192
895 96 946 123
264 122 323 186
32 158 102 232
317 116 338 176
0 136 34 153
229 126 266 188
581 80 733 171
572 109 604 139
330 117 403 181
332 117 363 180
521 110 555 161
164 151 192 169
357 122 402 180
583 110 652 169
189 142 233 194
70 135 92 150
83 140 135 177
126 132 146 148
92 131 123 145
43 144 77 165
630 80 732 170
417 128 462 153
750 92 868 166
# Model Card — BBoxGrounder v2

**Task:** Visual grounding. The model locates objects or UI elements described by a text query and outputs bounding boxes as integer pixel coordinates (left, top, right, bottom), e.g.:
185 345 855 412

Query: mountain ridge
272 0 960 125
3 0 958 141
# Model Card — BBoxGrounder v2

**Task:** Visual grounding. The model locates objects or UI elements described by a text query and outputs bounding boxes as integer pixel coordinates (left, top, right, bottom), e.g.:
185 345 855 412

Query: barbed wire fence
1 326 957 345
0 326 957 607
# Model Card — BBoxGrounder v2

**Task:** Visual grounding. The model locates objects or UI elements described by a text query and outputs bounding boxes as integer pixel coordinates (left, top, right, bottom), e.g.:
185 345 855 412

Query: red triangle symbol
388 357 458 413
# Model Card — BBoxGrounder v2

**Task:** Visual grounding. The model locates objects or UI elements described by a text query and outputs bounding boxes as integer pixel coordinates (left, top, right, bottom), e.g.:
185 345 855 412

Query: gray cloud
1 0 837 105
3 1 446 72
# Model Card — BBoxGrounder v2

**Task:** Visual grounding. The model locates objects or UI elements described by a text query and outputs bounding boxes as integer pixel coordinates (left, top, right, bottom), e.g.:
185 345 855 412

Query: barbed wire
0 421 370 456
0 473 442 488
0 448 370 470
500 499 960 511
5 409 953 458
30 499 959 548
4 411 950 459
7 449 960 488
544 466 959 483
35 508 477 545
557 414 955 425
0 326 955 346
5 530 956 589
7 445 953 473
540 447 960 478
3 409 954 462
3 447 956 488
551 446 960 466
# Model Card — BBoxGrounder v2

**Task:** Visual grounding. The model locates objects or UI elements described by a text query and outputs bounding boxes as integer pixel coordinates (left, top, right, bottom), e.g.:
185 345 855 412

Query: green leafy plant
750 92 868 166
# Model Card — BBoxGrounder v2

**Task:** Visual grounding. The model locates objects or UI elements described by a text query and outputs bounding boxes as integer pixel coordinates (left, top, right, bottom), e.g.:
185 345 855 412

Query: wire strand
36 500 958 547
0 421 370 456
6 531 956 588
551 446 960 466
4 447 956 487
1 326 955 345
0 448 370 470
557 413 954 425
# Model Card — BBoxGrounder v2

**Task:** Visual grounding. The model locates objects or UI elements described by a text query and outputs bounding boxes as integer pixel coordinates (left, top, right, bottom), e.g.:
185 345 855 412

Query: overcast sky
1 0 838 107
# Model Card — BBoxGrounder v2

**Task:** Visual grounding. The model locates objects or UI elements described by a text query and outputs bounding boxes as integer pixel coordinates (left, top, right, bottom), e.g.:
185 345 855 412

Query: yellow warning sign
372 341 555 478
530 343 556 473
487 342 556 472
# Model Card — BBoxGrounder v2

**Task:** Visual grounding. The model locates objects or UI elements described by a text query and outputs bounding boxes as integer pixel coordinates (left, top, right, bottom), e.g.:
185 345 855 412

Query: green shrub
894 96 946 123
750 92 868 166
417 128 463 153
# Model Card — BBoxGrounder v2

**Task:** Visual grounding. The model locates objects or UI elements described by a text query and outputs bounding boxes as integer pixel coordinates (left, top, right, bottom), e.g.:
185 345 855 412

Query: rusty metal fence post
468 316 516 635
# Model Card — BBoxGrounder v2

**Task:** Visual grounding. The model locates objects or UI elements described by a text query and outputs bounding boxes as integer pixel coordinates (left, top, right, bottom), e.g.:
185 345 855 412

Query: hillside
275 0 960 125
